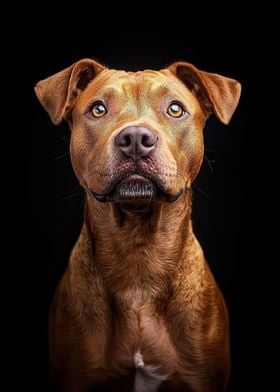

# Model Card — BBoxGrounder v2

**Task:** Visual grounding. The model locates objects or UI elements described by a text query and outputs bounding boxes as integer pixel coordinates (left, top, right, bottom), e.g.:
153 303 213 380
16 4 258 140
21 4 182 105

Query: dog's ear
34 59 105 125
168 61 241 125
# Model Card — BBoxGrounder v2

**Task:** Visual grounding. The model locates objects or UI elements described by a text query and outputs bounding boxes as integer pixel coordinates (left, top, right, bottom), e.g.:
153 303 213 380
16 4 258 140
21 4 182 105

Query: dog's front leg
48 226 112 392
167 263 230 392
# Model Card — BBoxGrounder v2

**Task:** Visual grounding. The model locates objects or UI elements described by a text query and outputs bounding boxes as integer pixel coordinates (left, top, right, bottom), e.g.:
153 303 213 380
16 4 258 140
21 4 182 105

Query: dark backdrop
29 31 245 391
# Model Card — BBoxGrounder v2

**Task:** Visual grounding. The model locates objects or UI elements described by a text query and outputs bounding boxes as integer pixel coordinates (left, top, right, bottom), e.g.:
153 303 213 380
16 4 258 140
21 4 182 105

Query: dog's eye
91 103 107 118
167 103 185 118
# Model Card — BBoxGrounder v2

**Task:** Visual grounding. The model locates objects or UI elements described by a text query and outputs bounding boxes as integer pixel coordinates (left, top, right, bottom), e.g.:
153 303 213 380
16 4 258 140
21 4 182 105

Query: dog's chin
90 175 182 204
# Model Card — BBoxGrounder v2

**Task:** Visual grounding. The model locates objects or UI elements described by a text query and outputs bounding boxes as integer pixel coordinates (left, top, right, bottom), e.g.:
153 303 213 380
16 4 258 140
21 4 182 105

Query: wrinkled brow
91 79 185 101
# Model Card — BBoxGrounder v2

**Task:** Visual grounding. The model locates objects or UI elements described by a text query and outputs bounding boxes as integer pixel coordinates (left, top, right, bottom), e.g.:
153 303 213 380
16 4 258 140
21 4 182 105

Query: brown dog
35 59 241 392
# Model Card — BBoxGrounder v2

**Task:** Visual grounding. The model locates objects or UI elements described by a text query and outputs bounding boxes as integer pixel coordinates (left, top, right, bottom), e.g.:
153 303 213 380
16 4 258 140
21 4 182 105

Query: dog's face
71 69 206 203
35 59 241 204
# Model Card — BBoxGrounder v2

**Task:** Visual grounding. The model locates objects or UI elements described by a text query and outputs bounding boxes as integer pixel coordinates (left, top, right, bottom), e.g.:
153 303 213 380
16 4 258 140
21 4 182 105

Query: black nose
115 126 158 160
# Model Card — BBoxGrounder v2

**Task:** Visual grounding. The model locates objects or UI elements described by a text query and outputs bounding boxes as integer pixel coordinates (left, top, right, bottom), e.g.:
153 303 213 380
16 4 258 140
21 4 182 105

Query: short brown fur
35 59 241 392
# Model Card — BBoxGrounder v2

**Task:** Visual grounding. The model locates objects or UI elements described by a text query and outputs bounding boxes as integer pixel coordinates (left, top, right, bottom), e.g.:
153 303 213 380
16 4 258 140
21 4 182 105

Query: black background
29 31 247 391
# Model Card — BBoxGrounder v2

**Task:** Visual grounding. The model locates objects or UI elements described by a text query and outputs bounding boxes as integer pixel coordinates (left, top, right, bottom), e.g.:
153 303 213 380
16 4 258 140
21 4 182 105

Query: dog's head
35 59 241 204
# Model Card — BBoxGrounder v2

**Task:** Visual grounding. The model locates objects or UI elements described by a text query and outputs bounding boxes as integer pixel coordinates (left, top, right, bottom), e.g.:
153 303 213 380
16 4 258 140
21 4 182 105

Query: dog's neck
84 191 194 302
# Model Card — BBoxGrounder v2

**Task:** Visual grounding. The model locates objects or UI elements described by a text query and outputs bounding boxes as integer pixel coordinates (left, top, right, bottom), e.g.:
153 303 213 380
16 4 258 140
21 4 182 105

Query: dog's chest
110 299 178 375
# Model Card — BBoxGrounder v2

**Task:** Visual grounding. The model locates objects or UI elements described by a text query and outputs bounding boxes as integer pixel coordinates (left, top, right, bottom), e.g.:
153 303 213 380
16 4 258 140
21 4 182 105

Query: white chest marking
134 351 145 368
133 351 168 392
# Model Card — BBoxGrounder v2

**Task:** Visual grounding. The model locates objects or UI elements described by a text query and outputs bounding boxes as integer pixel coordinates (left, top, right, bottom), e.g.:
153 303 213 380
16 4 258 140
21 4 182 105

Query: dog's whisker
204 155 214 173
80 198 85 209
59 136 70 144
59 191 83 202
53 151 69 161
193 184 211 199
72 182 83 191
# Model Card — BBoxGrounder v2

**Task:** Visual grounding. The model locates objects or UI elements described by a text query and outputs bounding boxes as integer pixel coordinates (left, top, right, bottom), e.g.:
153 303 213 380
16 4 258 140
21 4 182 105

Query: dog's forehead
87 68 187 96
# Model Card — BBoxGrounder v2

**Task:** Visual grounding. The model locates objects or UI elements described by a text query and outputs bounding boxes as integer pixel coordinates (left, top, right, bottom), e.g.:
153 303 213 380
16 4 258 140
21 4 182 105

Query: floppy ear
34 59 105 125
168 61 241 124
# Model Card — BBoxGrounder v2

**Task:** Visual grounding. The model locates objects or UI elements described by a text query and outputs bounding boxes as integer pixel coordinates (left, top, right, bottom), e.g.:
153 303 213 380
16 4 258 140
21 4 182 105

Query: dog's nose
115 126 158 160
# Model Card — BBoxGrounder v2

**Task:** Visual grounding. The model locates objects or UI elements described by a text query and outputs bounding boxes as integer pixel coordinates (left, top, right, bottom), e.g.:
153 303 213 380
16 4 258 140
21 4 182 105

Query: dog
35 58 241 392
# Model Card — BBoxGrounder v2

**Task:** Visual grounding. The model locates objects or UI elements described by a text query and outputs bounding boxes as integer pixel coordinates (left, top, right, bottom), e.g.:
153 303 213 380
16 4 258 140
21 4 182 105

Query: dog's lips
90 173 184 203
119 174 152 185
89 174 152 202
120 174 149 182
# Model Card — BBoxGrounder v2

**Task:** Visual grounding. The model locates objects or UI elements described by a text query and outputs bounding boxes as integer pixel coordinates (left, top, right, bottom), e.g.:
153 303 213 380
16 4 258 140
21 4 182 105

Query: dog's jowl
35 59 241 392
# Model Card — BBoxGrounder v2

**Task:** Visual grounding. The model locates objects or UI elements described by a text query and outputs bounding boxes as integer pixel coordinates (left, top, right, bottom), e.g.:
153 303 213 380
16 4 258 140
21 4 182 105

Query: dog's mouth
90 174 182 204
111 174 156 202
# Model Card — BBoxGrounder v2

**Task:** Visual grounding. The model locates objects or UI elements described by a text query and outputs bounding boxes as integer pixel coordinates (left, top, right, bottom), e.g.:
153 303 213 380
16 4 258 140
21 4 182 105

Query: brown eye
167 103 185 118
91 103 107 118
